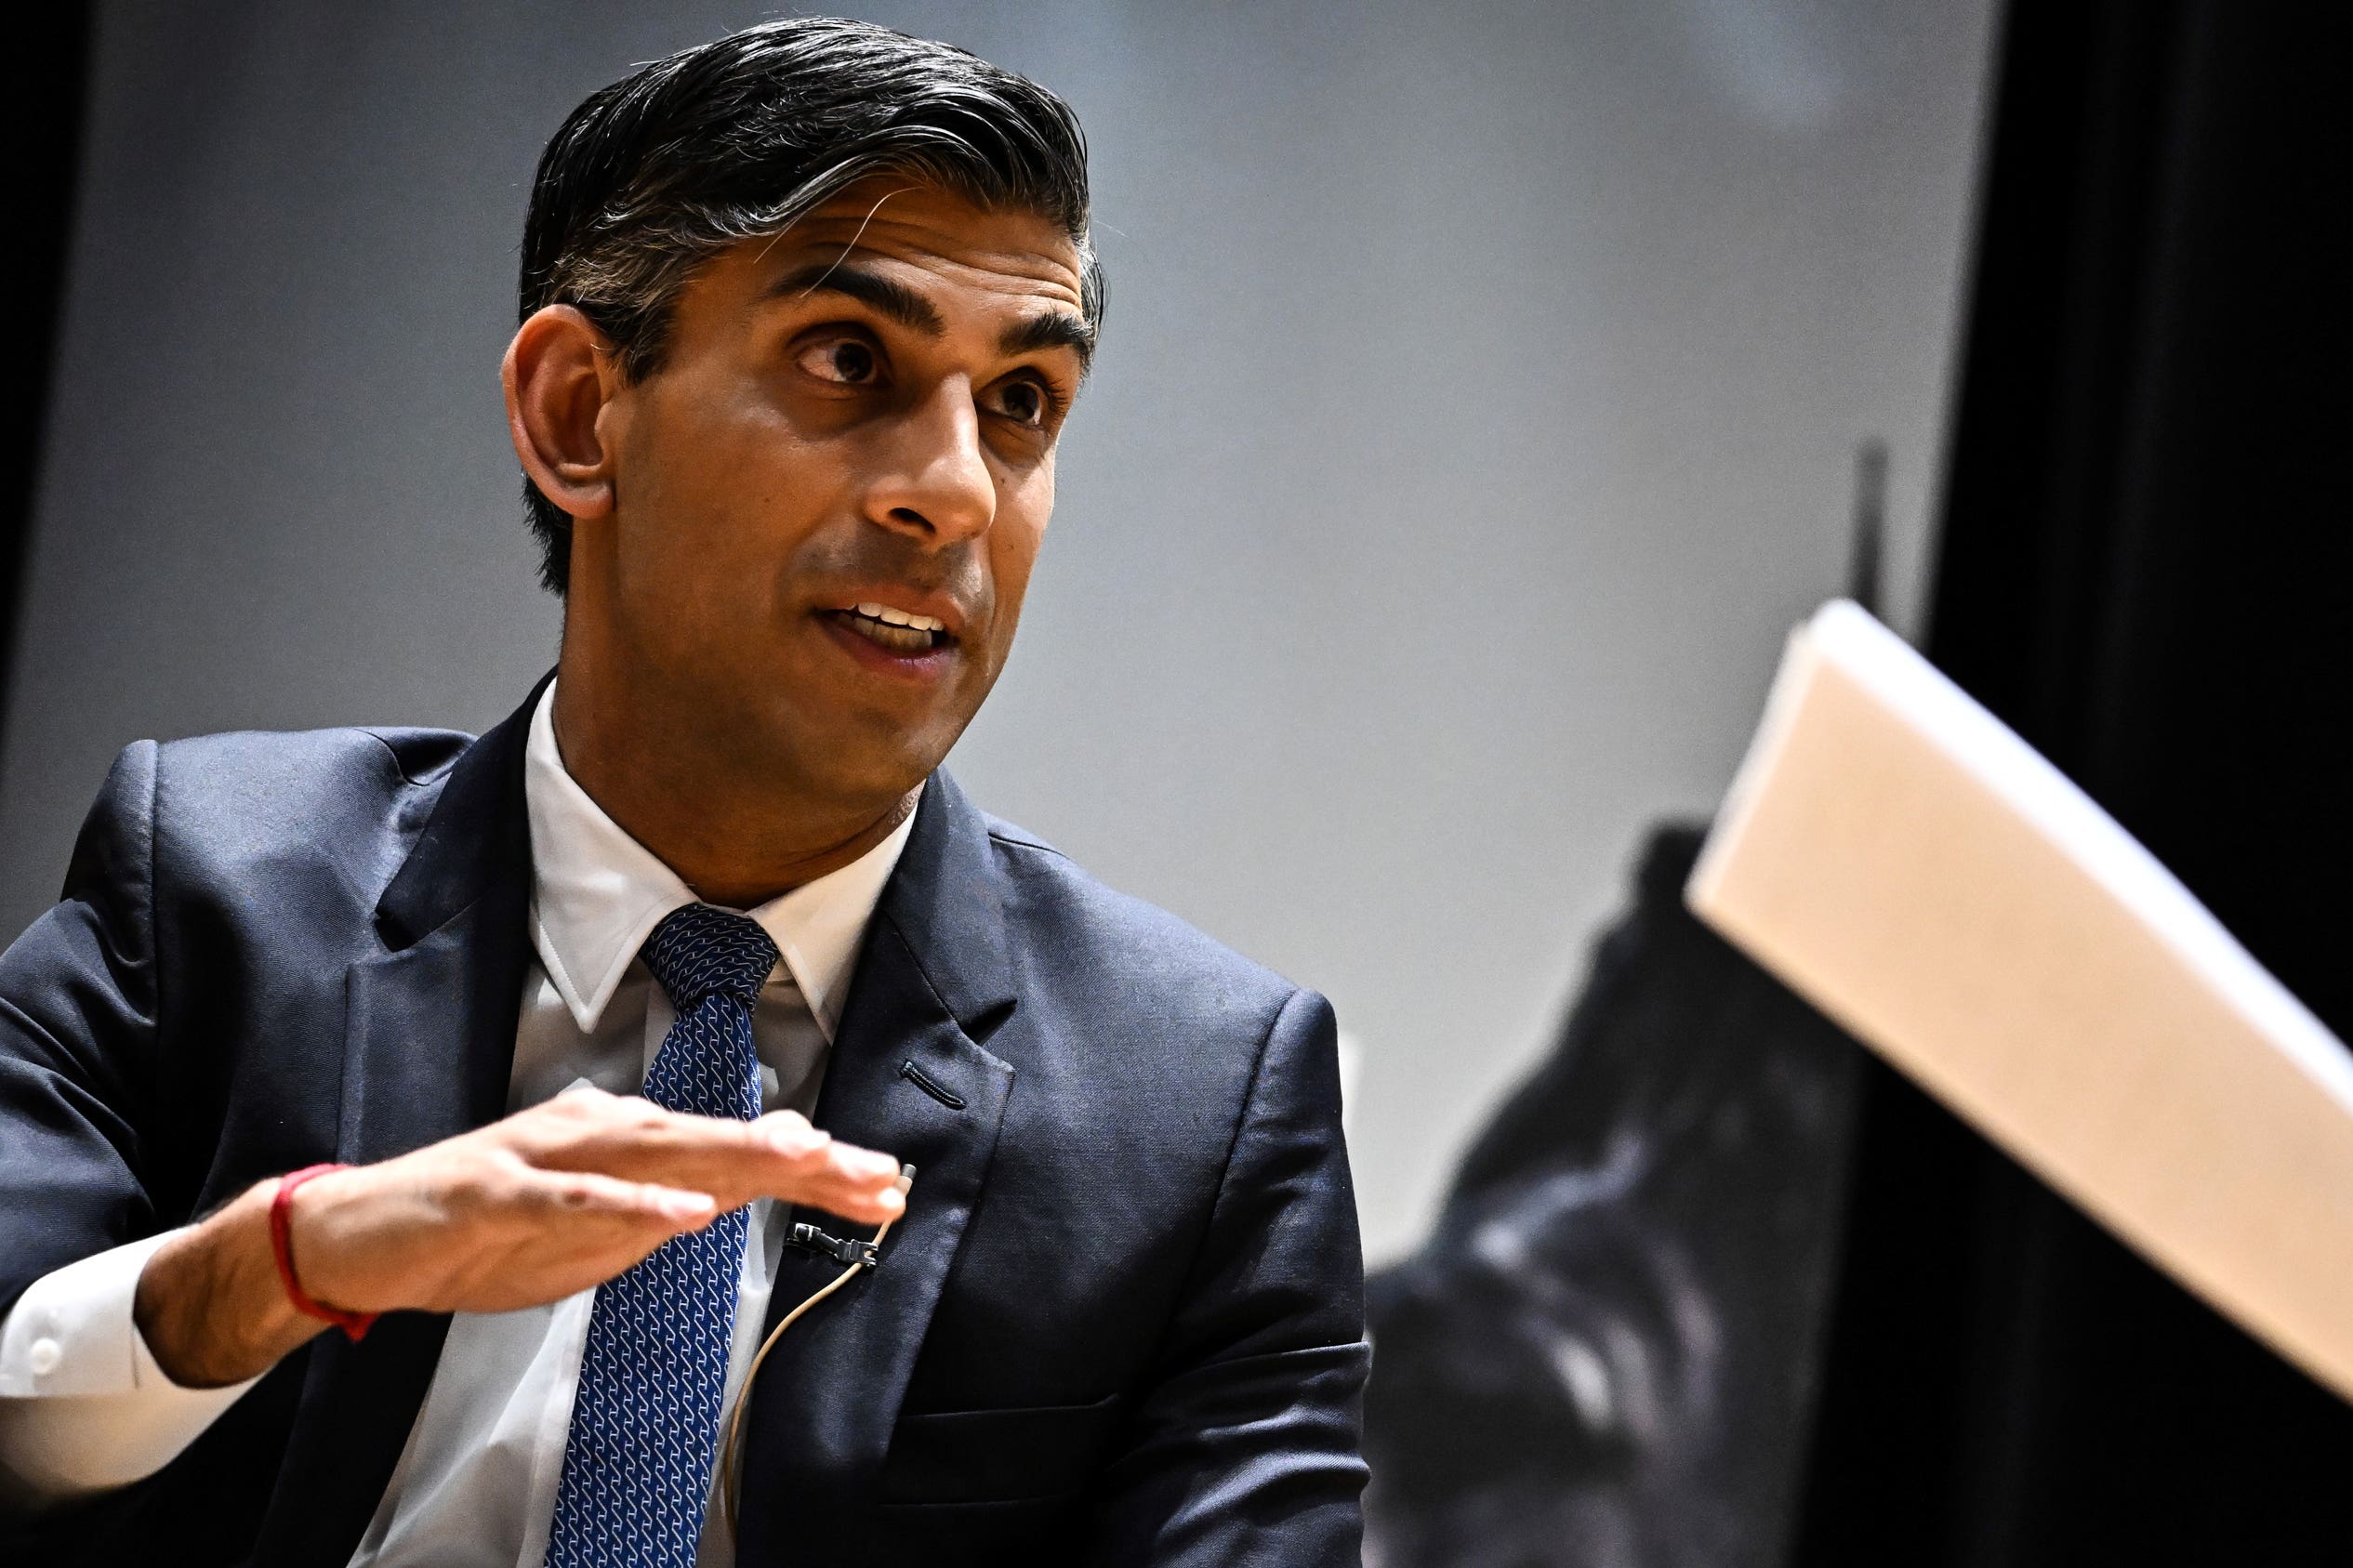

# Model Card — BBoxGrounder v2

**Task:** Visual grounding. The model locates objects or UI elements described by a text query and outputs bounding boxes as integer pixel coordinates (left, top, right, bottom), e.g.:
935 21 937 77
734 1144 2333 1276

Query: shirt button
27 1337 62 1377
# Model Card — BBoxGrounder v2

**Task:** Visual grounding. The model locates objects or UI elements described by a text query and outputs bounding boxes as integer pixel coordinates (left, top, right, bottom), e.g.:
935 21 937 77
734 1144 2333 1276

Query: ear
502 305 624 524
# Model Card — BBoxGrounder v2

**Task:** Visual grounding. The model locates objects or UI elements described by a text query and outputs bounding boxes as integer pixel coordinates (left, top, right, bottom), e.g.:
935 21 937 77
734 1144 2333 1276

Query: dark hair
517 17 1102 594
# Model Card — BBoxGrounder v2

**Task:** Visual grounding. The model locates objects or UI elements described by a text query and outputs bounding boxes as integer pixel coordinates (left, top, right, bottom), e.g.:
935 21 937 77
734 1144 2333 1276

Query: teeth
848 618 934 652
839 604 945 653
851 601 945 633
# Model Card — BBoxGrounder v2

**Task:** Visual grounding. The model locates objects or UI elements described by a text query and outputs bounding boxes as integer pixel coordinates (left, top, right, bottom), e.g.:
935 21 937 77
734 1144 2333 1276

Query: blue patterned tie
543 903 779 1568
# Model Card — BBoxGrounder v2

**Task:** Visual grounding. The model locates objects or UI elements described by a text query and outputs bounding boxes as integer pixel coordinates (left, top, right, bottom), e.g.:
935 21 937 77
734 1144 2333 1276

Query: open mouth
827 601 952 654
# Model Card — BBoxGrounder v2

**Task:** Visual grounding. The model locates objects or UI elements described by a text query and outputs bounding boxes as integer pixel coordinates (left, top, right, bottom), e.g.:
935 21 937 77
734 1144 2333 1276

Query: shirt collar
522 680 919 1041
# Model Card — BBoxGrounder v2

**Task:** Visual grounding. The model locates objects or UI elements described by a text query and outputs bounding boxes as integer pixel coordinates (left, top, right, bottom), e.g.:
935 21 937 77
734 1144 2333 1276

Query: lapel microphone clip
786 1221 881 1269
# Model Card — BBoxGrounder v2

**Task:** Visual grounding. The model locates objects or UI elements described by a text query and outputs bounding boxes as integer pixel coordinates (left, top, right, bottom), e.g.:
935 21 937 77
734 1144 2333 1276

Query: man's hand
133 1088 903 1388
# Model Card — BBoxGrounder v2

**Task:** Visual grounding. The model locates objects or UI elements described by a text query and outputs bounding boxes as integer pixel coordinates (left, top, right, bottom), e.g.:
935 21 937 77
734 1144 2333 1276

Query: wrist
271 1165 379 1339
135 1181 323 1389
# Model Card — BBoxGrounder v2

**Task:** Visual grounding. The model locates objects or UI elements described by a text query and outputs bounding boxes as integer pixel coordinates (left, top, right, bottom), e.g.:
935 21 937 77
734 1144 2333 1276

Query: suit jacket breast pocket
879 1391 1123 1505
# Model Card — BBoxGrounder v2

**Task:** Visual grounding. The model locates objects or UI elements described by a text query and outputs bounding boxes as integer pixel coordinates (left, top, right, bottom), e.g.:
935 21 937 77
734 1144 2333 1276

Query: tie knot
641 903 780 1008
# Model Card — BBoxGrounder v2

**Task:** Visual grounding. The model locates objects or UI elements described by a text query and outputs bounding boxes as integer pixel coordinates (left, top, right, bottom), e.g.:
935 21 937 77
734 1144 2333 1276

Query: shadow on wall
1363 824 1861 1568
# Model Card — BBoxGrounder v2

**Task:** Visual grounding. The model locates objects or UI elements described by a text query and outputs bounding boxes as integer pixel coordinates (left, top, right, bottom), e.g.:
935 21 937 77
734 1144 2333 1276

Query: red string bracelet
269 1164 377 1342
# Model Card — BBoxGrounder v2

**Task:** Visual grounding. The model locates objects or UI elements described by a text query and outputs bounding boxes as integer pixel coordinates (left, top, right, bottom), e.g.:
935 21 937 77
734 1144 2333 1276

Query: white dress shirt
0 682 917 1566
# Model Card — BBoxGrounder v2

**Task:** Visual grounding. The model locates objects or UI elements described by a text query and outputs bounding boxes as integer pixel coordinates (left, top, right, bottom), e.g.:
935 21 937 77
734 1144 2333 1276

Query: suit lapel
251 679 543 1568
736 771 1019 1562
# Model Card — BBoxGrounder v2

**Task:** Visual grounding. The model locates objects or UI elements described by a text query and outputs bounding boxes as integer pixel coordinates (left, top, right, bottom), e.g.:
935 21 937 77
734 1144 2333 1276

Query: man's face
580 179 1090 809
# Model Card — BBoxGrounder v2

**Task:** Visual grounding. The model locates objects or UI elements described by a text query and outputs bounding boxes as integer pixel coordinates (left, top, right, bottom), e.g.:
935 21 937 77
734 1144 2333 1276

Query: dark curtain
1797 4 2353 1563
0 5 94 695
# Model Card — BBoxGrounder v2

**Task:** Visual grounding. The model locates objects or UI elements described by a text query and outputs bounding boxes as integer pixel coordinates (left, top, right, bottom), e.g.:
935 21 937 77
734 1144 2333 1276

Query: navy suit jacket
0 685 1368 1565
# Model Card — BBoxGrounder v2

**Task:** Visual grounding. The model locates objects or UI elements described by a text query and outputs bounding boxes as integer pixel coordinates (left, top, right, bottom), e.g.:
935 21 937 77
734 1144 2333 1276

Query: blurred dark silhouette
1362 826 1860 1568
1363 441 1889 1568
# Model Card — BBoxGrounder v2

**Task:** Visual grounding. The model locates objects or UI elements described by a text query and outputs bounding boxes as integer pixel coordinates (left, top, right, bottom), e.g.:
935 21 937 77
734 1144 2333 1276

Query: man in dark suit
0 19 1367 1565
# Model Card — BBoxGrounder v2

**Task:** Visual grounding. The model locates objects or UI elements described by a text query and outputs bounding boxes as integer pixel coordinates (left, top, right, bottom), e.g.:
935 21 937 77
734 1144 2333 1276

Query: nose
861 377 996 547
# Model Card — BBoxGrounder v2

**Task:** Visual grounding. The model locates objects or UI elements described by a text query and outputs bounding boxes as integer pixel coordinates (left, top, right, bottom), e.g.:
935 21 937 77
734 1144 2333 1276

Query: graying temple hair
517 17 1103 594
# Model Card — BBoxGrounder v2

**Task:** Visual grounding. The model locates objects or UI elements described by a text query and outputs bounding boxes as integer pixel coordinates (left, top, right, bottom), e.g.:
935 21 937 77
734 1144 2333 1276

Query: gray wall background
1 0 1996 1262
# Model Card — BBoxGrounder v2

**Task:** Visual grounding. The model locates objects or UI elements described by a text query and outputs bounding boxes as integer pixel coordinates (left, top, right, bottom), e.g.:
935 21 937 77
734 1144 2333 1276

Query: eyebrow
765 259 1094 373
999 310 1095 374
768 261 944 336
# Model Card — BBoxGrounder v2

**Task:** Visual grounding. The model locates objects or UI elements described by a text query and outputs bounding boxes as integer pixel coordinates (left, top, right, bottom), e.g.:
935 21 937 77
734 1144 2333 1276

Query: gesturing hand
134 1087 903 1387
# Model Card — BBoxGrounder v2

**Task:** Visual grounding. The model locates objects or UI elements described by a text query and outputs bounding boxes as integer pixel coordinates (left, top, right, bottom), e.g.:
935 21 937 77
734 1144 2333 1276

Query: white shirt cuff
0 1230 262 1503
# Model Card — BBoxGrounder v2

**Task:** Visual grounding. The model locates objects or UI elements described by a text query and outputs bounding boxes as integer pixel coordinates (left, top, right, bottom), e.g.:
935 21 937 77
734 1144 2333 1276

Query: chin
797 730 952 811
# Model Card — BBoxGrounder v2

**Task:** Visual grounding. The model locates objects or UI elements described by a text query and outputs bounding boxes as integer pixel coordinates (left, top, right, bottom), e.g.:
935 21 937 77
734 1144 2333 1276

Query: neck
550 652 919 911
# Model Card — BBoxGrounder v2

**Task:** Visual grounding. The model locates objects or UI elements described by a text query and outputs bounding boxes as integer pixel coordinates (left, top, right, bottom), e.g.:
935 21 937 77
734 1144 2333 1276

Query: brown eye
987 377 1048 428
797 336 879 384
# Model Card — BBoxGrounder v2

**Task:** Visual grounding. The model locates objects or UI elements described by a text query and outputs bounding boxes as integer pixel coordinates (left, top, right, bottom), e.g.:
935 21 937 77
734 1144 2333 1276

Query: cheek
987 481 1052 626
621 382 835 577
650 395 775 519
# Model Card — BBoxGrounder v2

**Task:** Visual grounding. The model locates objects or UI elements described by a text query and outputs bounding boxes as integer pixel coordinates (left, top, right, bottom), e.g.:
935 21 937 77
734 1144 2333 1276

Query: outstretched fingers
528 1097 904 1224
531 1167 721 1230
707 1112 904 1222
751 1113 906 1223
